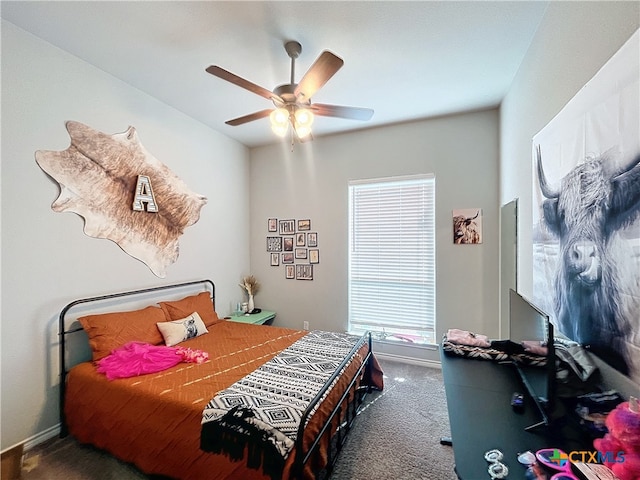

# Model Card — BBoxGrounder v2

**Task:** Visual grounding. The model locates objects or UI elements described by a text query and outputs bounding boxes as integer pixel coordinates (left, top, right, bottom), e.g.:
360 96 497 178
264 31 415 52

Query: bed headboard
58 279 214 434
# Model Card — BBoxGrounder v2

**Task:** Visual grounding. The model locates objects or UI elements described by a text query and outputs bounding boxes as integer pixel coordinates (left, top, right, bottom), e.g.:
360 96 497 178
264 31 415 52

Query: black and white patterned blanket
200 330 365 478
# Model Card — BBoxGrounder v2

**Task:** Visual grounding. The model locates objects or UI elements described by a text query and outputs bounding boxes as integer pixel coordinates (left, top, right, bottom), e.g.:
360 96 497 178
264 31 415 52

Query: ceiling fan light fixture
294 107 314 139
207 40 372 145
294 107 314 127
270 108 289 137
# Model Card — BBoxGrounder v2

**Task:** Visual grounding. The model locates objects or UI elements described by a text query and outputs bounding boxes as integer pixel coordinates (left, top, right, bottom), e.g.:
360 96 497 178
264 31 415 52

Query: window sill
372 337 439 351
350 331 438 349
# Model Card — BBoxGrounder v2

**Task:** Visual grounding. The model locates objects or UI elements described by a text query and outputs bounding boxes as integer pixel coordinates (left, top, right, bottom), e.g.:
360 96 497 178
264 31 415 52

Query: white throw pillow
157 312 208 347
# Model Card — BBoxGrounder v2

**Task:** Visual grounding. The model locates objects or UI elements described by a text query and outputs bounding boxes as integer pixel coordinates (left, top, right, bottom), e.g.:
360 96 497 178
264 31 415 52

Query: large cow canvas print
532 31 640 383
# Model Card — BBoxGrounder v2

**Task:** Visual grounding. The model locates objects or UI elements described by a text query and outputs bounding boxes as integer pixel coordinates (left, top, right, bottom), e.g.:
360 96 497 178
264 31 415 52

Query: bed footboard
292 331 374 479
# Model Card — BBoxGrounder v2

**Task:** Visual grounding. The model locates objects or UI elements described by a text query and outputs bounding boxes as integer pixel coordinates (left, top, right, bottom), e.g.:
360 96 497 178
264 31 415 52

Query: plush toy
593 397 640 480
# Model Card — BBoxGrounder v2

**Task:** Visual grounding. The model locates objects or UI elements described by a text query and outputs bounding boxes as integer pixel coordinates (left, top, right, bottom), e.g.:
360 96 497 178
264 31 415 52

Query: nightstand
226 310 276 326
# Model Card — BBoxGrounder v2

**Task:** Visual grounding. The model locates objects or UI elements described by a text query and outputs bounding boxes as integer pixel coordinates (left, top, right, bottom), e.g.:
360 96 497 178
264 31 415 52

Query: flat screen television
509 289 556 431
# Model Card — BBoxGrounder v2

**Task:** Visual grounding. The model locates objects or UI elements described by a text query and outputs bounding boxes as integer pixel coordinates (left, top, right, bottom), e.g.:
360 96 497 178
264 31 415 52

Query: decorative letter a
132 175 158 212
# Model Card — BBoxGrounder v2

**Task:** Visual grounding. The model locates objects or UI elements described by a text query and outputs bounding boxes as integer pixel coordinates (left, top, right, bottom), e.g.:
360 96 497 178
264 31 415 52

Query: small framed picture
281 252 294 264
307 232 317 247
452 208 483 244
309 249 319 264
270 253 280 266
266 236 282 252
279 219 295 235
283 237 294 251
296 232 306 247
285 265 295 279
297 219 311 231
268 218 278 232
296 264 313 280
295 248 307 259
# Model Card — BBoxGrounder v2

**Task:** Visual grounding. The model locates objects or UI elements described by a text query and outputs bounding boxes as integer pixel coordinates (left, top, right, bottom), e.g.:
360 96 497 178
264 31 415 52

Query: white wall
500 1 640 313
249 109 500 364
1 21 250 450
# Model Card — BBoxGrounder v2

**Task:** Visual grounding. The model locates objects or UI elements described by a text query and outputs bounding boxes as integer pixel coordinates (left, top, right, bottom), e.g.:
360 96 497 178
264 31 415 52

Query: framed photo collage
267 218 319 280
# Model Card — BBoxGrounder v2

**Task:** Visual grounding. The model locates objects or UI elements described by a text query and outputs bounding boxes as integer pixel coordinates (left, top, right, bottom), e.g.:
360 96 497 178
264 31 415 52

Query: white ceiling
2 1 549 148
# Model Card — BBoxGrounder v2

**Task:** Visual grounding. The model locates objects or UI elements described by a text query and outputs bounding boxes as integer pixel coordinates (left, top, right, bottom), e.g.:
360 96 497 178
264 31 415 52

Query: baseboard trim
374 352 442 369
3 424 61 454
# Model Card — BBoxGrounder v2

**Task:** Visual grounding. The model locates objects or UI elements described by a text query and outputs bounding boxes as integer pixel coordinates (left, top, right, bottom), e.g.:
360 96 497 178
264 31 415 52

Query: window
348 174 436 344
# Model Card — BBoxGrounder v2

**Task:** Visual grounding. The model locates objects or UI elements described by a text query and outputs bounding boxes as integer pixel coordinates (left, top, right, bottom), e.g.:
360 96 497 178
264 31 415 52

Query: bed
59 279 383 480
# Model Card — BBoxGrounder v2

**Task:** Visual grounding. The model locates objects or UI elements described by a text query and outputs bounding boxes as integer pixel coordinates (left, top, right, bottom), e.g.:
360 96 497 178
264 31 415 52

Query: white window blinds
348 174 436 344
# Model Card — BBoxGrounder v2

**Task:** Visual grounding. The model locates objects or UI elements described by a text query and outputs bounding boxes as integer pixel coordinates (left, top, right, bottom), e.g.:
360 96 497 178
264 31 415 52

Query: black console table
440 348 591 479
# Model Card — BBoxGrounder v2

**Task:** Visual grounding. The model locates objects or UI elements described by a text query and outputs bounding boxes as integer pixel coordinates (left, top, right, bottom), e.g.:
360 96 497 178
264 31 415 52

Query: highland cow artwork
532 31 640 382
35 121 207 278
452 208 483 244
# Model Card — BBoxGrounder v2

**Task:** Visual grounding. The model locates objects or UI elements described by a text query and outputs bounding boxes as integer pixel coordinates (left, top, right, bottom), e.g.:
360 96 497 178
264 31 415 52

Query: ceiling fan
205 41 374 142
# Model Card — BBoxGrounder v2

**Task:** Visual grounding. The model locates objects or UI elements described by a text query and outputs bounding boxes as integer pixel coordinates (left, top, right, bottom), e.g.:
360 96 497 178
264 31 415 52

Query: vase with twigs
239 275 260 313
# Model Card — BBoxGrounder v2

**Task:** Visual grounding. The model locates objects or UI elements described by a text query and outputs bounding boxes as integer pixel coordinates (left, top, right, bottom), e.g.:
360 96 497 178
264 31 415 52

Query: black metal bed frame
58 279 374 479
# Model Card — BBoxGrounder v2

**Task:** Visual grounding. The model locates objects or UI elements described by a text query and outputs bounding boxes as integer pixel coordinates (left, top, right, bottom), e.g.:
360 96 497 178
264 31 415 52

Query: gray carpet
22 359 457 480
330 359 457 480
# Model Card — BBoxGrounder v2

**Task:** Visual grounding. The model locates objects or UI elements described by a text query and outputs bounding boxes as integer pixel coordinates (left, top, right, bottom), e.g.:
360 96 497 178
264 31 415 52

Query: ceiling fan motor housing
273 84 307 106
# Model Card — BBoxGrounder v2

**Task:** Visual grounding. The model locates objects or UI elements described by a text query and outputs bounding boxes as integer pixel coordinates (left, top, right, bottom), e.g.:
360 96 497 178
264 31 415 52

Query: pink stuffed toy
593 397 640 480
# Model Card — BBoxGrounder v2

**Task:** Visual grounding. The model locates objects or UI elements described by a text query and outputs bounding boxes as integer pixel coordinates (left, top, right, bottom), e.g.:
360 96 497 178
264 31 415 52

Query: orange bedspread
64 321 380 479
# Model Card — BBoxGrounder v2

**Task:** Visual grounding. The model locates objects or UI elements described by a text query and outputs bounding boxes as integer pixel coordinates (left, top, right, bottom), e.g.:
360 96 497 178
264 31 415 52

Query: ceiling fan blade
294 51 344 100
225 109 273 126
311 103 374 121
206 66 281 102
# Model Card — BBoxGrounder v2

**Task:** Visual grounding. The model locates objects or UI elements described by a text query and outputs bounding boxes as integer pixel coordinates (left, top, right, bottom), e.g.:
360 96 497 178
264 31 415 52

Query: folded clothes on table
445 328 491 347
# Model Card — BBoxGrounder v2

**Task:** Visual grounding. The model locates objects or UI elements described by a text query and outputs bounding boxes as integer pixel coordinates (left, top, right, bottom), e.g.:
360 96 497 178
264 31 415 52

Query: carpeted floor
21 359 457 480
330 359 457 480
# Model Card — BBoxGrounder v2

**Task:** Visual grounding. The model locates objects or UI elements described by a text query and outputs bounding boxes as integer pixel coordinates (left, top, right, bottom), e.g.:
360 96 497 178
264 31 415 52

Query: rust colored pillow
79 305 167 361
159 291 220 328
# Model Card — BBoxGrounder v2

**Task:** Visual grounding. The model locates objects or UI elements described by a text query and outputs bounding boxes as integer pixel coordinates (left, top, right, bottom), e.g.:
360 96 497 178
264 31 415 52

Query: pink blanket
96 341 208 380
445 328 491 347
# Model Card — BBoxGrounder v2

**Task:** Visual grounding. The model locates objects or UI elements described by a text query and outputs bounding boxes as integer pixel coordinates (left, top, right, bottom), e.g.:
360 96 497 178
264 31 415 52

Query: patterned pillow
157 312 208 347
159 292 220 328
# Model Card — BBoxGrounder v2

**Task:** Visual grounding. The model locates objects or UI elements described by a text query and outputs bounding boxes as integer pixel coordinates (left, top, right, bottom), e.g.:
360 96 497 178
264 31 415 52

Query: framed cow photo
452 208 483 244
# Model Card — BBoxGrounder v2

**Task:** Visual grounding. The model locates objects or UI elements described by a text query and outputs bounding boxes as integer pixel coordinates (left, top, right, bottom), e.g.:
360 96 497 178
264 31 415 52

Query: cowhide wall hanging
35 121 207 278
